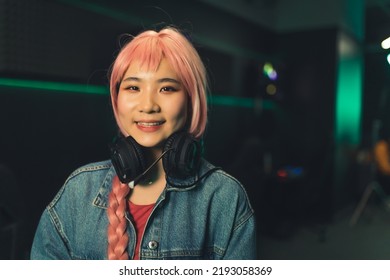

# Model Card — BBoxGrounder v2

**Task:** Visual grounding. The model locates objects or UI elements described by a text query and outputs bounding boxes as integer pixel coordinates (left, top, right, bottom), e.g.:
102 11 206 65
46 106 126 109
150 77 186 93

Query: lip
135 120 165 132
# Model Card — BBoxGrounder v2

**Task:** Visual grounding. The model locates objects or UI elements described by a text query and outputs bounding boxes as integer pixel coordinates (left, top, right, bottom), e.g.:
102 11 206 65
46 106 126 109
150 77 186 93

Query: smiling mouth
136 121 164 127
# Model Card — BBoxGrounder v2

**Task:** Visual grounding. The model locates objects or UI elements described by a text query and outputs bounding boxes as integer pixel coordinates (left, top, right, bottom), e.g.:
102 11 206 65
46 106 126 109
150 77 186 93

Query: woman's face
117 58 188 148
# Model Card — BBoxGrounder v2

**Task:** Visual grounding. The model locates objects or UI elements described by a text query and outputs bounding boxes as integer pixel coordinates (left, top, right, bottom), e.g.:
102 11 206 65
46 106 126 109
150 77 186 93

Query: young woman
30 27 257 260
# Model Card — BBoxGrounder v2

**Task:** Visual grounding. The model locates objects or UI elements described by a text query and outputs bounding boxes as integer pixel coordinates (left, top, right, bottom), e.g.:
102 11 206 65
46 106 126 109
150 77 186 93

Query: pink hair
109 27 208 139
107 176 130 260
107 27 208 260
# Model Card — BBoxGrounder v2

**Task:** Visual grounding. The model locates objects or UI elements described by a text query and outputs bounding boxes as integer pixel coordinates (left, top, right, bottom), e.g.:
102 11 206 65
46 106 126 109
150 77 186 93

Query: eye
160 86 177 92
124 85 139 92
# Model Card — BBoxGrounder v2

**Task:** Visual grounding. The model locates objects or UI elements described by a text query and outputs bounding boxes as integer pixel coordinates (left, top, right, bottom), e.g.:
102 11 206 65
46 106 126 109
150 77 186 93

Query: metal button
148 240 159 250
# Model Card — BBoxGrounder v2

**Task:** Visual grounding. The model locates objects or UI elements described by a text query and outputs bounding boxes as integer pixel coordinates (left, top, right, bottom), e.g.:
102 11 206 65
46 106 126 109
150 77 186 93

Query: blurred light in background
263 62 278 81
335 33 363 146
266 84 277 95
387 53 390 65
381 36 390 50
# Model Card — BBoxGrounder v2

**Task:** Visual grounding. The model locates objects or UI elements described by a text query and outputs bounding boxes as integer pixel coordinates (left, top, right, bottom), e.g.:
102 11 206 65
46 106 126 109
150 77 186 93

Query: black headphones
109 131 202 185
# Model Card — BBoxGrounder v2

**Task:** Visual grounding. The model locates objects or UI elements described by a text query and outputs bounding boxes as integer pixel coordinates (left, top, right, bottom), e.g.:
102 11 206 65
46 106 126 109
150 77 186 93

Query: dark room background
1 0 389 259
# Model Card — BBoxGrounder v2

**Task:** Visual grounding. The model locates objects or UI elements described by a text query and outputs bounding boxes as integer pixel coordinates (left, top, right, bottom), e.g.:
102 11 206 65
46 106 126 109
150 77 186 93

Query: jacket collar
92 160 209 208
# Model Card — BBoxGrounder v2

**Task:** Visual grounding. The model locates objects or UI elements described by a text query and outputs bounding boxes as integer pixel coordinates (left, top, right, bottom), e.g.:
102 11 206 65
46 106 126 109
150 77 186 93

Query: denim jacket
30 159 257 260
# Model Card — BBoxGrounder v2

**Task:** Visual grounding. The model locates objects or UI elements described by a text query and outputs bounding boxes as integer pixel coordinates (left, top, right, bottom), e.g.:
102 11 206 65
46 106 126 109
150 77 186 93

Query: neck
139 148 165 186
128 147 168 204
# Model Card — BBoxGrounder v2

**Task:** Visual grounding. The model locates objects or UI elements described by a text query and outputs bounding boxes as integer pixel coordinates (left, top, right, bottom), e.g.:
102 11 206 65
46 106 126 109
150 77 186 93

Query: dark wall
0 0 276 258
1 0 382 259
362 52 390 146
0 87 116 258
250 28 339 231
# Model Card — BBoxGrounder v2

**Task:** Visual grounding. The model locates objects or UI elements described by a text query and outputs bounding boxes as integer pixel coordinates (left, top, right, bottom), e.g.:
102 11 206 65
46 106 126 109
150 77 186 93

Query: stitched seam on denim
46 207 74 259
93 166 116 209
143 246 224 258
47 163 111 208
233 210 254 232
67 163 111 181
139 198 165 260
214 169 255 213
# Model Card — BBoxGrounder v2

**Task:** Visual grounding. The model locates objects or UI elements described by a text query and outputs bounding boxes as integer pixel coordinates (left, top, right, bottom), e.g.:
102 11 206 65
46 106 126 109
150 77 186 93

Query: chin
140 143 163 149
134 137 165 149
131 129 181 148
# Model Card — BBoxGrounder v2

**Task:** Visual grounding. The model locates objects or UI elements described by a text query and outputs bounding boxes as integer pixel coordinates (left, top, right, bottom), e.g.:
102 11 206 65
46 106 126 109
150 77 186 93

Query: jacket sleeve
209 170 257 260
30 208 71 260
223 211 257 260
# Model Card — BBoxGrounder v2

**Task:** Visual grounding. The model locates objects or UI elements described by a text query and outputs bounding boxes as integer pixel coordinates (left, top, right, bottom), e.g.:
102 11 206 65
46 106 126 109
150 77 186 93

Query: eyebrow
122 77 181 84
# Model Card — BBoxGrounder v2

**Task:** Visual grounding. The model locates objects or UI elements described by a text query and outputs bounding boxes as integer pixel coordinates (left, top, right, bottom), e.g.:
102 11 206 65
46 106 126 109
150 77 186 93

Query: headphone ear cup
109 136 147 183
163 131 201 179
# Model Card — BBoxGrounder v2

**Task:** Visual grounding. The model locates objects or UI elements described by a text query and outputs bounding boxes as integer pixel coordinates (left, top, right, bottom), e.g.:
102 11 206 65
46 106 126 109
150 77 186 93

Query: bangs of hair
112 31 164 82
127 35 165 73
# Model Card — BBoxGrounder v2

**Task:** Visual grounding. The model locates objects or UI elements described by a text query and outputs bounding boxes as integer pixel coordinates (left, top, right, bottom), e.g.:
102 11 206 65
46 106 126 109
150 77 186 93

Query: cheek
173 98 189 126
116 98 125 117
116 94 133 117
176 108 187 126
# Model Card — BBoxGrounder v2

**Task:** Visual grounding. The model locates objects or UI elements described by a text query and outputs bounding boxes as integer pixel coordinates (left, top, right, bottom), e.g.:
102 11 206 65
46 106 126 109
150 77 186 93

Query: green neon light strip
0 78 108 95
0 78 275 109
335 55 363 145
209 95 253 108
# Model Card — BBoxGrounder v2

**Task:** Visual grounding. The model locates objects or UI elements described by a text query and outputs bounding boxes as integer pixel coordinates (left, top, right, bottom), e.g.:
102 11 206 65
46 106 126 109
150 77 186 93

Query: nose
138 91 160 113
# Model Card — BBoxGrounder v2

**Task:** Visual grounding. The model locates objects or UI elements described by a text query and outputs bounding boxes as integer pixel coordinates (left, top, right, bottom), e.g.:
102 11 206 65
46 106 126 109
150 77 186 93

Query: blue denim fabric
30 159 257 259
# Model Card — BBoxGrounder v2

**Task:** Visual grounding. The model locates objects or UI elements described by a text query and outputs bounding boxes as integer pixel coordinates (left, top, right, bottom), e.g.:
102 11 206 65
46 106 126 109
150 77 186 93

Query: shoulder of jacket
202 161 243 188
201 162 255 225
47 160 113 209
66 160 112 181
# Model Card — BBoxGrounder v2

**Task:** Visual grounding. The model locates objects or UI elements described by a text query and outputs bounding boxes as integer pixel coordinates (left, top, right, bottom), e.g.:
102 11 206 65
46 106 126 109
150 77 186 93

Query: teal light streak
334 0 364 146
0 78 275 110
209 95 275 110
209 95 254 108
0 78 108 95
335 54 363 145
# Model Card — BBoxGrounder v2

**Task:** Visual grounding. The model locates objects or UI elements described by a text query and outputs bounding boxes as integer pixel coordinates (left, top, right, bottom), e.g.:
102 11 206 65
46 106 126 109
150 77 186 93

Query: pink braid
107 176 131 260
